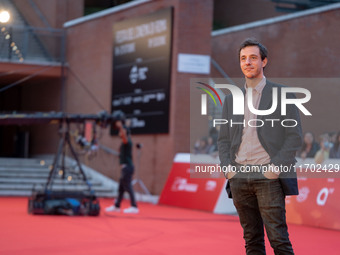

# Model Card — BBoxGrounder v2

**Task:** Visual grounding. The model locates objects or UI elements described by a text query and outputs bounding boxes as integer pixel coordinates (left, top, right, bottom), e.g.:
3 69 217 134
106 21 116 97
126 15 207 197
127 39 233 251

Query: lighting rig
0 111 120 216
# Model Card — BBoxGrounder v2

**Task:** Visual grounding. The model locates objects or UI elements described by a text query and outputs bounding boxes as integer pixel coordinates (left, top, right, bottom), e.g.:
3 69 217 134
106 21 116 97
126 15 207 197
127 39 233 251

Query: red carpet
0 197 339 255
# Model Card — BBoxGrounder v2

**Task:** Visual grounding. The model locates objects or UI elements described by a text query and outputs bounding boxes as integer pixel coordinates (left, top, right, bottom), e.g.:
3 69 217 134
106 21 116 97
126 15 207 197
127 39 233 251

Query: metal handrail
0 25 65 64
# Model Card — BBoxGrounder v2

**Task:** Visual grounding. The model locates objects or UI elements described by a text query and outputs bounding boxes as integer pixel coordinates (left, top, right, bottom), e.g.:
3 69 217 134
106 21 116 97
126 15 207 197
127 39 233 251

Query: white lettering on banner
116 19 167 44
116 27 134 44
171 177 198 193
113 92 165 107
148 35 166 48
316 187 335 206
115 42 135 56
205 181 217 191
131 118 145 128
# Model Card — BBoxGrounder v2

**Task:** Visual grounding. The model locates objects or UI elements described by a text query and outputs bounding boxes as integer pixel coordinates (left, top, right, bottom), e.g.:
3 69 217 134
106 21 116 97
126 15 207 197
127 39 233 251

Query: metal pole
60 29 66 112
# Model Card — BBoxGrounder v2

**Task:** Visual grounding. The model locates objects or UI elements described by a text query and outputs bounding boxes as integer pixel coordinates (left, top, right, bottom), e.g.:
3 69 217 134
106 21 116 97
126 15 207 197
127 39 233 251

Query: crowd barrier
159 153 236 214
286 158 340 230
160 154 340 230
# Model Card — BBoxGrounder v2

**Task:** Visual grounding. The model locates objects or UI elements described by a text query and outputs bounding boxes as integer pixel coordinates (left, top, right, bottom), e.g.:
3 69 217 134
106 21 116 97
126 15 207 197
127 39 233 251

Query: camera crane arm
0 111 117 126
0 111 120 192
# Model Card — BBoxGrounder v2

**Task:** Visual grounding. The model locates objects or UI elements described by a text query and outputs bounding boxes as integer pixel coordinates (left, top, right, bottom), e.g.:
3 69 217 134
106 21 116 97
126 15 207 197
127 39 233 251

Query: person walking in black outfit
106 116 138 214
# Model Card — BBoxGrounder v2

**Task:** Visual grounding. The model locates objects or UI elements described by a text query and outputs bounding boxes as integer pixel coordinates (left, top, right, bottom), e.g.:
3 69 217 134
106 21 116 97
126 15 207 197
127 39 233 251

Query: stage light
0 10 10 23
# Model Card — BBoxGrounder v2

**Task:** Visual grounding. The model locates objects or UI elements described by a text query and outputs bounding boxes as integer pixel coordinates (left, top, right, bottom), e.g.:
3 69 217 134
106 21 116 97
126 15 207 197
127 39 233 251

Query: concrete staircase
0 156 118 197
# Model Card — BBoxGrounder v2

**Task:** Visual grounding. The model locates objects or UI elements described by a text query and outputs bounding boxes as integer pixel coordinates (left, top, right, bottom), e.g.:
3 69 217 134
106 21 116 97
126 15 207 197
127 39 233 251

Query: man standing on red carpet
218 38 302 254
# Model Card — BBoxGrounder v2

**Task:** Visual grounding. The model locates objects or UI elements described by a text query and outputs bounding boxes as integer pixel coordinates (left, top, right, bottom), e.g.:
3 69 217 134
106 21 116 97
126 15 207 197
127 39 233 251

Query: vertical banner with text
111 7 173 134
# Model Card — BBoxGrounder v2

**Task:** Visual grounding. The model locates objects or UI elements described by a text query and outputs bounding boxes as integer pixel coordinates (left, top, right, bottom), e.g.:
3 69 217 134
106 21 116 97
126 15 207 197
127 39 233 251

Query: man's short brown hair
238 38 268 61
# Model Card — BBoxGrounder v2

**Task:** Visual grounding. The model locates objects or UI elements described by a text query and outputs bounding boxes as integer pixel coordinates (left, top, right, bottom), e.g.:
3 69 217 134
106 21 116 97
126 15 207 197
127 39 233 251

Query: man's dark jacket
218 80 303 198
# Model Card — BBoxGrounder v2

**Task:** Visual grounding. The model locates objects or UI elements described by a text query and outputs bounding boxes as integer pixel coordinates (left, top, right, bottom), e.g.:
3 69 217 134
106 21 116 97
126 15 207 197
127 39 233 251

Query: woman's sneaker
123 207 139 214
105 205 120 212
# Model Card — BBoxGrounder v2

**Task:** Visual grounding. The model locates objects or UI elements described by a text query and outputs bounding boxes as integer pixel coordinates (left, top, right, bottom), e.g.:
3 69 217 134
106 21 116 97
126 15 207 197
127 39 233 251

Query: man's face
240 46 267 79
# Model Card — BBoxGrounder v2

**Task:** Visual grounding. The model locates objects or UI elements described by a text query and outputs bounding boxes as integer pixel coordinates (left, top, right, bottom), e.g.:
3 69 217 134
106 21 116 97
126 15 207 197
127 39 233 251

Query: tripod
132 144 150 195
45 121 92 192
29 120 100 216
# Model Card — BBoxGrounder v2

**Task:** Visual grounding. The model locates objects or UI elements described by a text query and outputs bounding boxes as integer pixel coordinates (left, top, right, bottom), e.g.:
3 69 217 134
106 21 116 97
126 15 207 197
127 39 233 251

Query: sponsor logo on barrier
205 180 217 191
296 187 310 203
317 187 335 206
171 177 198 193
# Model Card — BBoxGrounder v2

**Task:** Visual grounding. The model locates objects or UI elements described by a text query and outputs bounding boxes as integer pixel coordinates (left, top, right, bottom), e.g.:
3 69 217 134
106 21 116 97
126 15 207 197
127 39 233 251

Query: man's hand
227 171 238 179
224 165 237 179
263 164 280 179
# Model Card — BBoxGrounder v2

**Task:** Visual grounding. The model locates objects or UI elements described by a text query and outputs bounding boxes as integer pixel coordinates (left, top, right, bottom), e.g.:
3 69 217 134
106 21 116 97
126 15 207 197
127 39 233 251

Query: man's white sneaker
105 205 120 212
123 207 139 214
